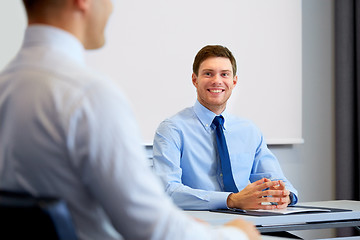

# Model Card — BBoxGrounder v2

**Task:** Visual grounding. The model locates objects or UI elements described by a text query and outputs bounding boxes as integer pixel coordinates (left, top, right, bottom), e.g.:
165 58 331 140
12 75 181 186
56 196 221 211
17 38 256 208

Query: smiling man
153 45 298 211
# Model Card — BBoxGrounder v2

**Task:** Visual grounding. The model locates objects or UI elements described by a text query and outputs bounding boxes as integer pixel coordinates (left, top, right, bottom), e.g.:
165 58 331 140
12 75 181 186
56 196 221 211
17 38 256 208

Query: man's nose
212 74 222 84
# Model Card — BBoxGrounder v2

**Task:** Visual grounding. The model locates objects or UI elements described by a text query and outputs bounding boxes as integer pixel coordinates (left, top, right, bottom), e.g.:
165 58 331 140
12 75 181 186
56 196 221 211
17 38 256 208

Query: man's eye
222 73 229 77
204 72 212 76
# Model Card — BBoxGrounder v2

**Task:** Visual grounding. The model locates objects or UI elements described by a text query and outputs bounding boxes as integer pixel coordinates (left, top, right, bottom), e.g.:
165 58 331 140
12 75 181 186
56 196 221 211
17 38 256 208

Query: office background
84 0 303 146
0 0 335 238
275 1 334 238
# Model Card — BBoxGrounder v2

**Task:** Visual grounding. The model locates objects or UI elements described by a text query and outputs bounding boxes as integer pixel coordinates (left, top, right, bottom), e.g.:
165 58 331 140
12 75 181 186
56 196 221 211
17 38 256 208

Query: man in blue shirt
153 45 298 211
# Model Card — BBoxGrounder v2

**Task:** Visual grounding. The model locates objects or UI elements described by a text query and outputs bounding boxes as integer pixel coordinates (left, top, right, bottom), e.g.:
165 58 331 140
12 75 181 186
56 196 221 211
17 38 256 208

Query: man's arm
225 123 298 210
248 133 298 208
152 120 230 210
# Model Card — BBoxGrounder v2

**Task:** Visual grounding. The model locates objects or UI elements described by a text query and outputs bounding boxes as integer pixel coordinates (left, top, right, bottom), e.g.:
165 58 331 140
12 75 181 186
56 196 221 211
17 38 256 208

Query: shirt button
220 173 223 177
206 124 209 127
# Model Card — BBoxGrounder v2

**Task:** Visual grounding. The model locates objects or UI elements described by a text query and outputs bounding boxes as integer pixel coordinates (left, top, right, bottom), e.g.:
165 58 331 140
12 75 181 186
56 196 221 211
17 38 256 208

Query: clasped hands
227 178 291 210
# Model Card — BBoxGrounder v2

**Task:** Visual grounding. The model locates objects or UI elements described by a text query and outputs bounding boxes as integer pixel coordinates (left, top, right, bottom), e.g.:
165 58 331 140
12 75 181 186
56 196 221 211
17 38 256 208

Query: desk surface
186 200 360 233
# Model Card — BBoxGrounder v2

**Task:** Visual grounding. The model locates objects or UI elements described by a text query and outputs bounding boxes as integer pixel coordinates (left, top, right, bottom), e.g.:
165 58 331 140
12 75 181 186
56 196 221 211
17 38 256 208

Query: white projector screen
1 0 303 145
86 0 303 145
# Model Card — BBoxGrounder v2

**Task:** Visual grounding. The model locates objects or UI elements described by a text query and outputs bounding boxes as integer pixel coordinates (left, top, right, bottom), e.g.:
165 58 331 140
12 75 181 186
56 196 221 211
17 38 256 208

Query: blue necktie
212 116 238 193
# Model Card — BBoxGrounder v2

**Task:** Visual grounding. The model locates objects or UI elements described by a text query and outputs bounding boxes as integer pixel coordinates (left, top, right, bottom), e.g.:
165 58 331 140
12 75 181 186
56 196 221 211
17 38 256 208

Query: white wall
0 1 26 71
272 0 335 238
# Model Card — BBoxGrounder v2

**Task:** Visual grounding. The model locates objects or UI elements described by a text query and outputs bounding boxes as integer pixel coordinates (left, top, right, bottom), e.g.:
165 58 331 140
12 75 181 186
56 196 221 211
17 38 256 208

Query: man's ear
192 73 198 87
73 0 90 12
232 75 238 88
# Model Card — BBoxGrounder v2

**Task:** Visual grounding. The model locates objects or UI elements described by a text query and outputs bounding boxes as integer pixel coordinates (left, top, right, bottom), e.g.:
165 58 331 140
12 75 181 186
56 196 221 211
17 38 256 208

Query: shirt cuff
208 191 232 209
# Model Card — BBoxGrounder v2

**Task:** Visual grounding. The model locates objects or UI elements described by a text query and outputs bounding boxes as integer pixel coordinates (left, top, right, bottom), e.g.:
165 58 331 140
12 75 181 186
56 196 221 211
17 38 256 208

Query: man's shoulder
157 106 196 131
164 106 195 122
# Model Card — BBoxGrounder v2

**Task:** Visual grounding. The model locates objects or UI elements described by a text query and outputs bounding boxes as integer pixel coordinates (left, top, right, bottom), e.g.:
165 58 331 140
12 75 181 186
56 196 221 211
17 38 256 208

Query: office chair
0 190 78 240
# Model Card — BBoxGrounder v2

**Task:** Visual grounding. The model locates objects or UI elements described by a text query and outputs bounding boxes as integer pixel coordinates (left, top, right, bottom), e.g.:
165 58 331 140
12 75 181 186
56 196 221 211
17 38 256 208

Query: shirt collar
193 100 229 132
23 25 86 66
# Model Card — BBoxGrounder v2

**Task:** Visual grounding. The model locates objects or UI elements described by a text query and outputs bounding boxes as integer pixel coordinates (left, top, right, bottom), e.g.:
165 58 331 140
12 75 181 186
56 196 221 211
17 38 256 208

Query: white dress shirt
0 25 249 240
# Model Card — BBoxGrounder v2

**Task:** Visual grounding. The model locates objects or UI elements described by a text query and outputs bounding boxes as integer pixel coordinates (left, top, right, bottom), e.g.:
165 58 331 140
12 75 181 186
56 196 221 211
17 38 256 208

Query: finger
275 180 287 189
263 178 272 183
247 178 271 191
256 181 279 191
269 184 280 191
271 195 291 206
244 201 277 210
276 180 286 190
253 178 270 186
275 196 290 203
259 196 281 204
257 203 278 210
275 202 288 209
276 189 290 197
260 189 289 197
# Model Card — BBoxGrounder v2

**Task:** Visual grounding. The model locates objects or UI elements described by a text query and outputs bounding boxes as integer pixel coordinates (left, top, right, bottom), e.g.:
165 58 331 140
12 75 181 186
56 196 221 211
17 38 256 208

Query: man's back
0 25 257 240
0 25 125 239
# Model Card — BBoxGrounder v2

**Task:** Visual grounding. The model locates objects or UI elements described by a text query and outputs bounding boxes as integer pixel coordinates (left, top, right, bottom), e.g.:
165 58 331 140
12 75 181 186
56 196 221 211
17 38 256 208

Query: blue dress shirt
153 100 298 210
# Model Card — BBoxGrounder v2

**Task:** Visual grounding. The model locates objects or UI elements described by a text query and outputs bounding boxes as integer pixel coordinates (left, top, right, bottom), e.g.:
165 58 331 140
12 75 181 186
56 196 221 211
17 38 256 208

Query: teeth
210 90 222 93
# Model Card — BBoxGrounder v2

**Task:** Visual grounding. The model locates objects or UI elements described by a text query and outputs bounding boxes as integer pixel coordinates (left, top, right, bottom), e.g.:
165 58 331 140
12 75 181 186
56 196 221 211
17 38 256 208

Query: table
185 200 360 233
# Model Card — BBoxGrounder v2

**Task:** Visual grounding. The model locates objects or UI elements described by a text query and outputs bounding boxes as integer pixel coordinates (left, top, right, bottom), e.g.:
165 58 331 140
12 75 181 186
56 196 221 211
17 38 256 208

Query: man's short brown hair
22 0 37 10
22 0 64 16
192 45 237 76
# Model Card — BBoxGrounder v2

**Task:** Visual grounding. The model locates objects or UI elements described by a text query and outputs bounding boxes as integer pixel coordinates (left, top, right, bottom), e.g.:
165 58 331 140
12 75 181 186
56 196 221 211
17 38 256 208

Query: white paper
250 207 331 215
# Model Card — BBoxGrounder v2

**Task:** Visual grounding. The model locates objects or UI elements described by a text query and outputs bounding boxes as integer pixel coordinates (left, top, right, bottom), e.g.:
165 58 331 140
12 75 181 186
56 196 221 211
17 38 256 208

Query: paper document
210 205 351 216
250 206 331 215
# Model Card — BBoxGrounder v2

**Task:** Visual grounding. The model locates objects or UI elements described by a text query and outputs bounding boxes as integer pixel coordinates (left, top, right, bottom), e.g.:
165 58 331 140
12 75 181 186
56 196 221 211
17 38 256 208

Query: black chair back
0 190 78 240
